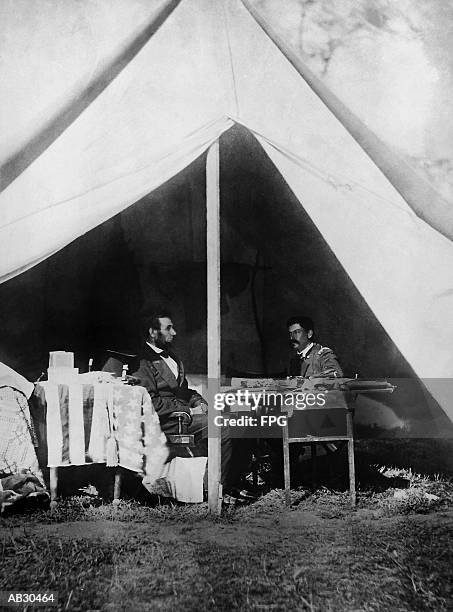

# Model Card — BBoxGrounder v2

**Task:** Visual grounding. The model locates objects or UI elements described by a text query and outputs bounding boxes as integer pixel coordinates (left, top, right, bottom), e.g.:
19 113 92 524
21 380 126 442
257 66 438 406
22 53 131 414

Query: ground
2 440 453 611
1 472 453 612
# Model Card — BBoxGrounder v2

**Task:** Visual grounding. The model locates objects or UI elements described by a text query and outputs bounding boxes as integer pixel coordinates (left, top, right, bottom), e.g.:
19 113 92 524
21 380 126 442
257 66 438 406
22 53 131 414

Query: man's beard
155 332 173 350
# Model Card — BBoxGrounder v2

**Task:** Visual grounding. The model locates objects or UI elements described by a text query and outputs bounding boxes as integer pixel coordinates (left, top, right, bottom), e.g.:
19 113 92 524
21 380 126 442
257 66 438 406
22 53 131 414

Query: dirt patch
1 520 131 542
2 478 453 611
100 509 453 612
2 507 453 611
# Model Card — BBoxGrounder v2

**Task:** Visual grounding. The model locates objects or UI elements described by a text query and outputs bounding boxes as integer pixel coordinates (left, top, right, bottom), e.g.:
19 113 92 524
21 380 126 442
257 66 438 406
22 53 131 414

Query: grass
1 535 114 610
1 493 452 611
356 439 453 478
1 444 453 611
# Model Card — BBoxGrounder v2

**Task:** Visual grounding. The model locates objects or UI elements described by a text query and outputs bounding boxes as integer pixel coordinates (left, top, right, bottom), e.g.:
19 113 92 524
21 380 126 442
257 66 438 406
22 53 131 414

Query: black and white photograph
1 1 453 610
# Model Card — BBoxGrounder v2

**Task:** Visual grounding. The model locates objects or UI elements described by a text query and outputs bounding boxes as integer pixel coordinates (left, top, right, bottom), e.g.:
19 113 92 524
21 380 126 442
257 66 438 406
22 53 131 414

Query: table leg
283 425 290 506
346 410 356 506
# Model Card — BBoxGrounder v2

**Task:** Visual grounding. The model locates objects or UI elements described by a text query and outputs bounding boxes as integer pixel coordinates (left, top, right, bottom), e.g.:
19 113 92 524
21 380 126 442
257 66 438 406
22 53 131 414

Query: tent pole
206 140 222 514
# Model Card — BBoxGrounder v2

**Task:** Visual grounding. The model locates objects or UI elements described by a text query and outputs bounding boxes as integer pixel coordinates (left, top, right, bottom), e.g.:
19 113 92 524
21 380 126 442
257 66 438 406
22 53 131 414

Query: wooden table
280 391 355 506
224 378 395 507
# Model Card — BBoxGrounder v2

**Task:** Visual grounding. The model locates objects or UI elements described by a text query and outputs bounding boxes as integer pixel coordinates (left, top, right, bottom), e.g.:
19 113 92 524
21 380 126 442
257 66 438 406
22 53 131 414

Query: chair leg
251 453 258 490
311 443 317 491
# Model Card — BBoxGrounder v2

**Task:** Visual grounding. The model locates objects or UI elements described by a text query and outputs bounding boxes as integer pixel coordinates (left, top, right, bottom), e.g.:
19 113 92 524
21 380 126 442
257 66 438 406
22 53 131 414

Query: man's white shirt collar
298 342 314 358
147 342 162 353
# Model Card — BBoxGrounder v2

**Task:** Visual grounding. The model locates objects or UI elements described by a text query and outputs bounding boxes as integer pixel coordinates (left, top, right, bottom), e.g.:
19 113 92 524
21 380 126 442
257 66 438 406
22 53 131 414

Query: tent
1 1 453 446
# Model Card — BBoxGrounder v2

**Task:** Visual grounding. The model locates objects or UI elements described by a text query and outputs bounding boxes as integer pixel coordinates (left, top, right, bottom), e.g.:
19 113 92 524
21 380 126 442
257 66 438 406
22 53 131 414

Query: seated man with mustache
277 315 344 482
287 315 343 378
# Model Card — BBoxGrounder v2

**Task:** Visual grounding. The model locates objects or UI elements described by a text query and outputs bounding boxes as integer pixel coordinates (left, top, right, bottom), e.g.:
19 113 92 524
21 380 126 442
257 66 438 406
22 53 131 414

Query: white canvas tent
1 0 453 483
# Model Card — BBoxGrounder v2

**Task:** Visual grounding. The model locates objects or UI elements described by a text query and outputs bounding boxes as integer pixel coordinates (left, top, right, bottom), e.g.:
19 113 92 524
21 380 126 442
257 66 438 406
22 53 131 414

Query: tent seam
239 0 453 243
0 117 233 232
222 1 240 119
235 119 419 221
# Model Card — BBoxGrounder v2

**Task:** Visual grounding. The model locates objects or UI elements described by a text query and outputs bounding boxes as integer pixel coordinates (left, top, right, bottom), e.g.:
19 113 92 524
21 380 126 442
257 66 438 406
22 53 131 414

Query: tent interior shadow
0 124 451 438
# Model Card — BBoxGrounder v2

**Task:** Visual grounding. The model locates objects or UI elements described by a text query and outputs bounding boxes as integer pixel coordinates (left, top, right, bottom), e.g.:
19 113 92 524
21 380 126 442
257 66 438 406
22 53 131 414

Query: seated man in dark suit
132 312 234 492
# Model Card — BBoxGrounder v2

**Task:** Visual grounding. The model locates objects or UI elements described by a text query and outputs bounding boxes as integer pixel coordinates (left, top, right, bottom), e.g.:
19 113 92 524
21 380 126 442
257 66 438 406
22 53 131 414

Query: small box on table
48 351 79 383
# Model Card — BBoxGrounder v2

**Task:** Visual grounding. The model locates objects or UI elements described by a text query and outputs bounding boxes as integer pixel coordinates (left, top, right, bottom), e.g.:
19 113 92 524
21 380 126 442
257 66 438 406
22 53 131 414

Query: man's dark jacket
132 344 204 433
